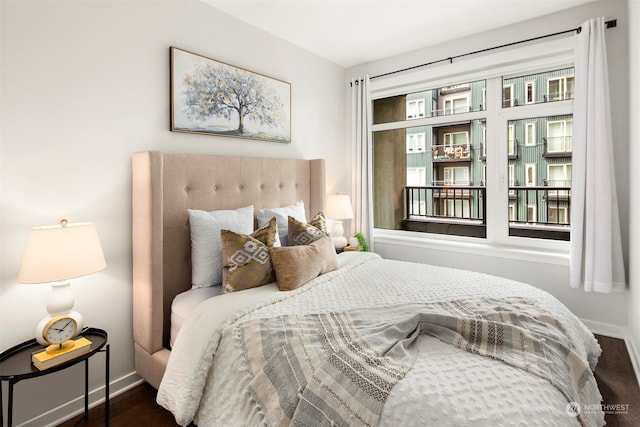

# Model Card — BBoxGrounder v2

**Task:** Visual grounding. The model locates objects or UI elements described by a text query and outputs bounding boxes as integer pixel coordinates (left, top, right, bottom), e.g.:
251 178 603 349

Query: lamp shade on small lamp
19 220 106 284
325 194 353 250
19 220 106 345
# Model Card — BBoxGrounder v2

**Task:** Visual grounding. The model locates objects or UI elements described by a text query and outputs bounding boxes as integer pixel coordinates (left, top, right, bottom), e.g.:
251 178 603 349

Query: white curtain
350 75 374 250
570 17 626 292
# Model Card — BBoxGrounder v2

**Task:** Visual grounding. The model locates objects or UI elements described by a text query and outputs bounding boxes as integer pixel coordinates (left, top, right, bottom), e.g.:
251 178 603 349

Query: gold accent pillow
270 235 338 291
287 211 327 246
220 217 278 293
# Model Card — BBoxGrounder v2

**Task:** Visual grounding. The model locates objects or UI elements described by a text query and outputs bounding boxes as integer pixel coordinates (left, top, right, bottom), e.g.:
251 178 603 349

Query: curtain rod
351 19 616 85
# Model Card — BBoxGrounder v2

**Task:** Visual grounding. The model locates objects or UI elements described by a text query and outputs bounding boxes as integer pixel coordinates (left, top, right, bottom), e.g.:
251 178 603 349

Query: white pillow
257 200 305 246
188 206 254 288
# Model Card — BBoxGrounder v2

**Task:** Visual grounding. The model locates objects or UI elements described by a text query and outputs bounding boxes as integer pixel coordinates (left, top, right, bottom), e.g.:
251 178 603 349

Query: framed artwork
170 46 291 143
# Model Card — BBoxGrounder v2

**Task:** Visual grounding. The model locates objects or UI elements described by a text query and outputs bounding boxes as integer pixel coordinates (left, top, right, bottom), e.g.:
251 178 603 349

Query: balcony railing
544 91 574 102
432 144 471 161
543 136 573 157
507 185 571 240
405 185 485 222
404 184 571 240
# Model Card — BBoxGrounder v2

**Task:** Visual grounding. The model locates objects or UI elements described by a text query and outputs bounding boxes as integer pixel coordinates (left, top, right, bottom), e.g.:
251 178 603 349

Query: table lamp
325 194 353 250
18 219 106 345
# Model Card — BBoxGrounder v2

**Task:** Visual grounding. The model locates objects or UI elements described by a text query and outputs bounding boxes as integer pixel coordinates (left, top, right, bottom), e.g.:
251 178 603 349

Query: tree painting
171 47 291 142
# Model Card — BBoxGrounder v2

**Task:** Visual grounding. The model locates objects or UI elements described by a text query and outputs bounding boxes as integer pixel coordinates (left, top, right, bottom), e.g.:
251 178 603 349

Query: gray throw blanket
238 297 600 427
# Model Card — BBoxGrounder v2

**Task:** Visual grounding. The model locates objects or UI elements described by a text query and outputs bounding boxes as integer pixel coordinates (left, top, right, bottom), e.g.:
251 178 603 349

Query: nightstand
0 327 109 427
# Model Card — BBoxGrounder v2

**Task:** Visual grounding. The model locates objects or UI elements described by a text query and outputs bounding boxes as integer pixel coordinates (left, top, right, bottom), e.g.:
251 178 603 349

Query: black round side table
0 327 109 427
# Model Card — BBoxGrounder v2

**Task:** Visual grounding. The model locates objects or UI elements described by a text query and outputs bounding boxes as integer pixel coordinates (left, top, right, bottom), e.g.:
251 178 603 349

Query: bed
132 151 604 427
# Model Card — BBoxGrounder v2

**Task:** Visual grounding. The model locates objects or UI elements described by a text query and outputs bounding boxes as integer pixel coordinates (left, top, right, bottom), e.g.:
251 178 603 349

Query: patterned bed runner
238 297 601 427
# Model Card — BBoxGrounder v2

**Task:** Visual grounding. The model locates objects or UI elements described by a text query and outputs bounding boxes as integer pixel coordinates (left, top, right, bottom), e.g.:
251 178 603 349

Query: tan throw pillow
287 211 328 246
270 235 338 291
220 217 278 293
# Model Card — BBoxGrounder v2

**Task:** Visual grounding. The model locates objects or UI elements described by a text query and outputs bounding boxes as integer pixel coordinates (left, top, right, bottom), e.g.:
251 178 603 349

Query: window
443 167 469 185
525 123 536 146
547 164 572 187
407 132 426 153
407 167 426 186
525 164 536 186
371 50 574 244
526 82 535 104
508 164 515 195
507 124 516 156
444 96 469 115
407 98 425 119
445 200 471 218
443 131 469 149
547 75 574 101
548 207 569 224
481 125 487 157
503 84 514 107
546 119 573 153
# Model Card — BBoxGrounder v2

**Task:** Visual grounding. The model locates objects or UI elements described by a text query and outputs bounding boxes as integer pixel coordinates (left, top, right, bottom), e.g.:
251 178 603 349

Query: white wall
347 0 631 331
627 0 640 371
0 1 347 424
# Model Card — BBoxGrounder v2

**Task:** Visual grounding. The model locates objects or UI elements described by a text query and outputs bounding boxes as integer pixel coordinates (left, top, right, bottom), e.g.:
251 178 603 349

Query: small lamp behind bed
326 194 353 250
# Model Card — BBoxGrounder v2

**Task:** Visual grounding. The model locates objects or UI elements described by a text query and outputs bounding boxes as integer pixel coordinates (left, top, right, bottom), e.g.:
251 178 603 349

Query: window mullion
485 77 508 245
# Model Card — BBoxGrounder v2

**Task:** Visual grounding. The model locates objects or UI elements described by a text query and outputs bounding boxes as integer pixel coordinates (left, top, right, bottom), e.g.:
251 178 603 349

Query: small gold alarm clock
41 314 78 353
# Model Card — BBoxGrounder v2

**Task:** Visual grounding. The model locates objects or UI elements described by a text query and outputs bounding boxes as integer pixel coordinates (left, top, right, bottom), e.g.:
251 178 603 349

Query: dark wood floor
59 334 639 427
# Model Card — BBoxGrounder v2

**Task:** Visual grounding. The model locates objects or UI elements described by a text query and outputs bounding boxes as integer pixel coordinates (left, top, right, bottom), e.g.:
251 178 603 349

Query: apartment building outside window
372 66 574 242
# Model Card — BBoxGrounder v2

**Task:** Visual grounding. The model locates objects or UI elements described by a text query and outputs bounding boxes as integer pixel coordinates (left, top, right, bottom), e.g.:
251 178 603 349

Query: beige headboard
132 151 326 388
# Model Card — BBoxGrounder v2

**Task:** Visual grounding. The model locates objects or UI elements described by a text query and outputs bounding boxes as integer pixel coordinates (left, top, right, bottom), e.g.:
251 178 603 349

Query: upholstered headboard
131 151 326 388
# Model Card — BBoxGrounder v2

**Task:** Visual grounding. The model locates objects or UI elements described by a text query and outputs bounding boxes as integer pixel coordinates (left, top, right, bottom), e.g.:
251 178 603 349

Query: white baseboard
17 371 143 427
580 318 627 339
625 334 640 390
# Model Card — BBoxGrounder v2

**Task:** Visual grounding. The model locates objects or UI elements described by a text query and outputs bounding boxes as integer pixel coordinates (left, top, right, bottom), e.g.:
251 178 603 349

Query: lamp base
35 281 83 345
331 220 348 250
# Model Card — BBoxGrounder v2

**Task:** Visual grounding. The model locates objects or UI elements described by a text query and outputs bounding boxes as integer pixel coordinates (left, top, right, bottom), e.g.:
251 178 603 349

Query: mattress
170 286 221 347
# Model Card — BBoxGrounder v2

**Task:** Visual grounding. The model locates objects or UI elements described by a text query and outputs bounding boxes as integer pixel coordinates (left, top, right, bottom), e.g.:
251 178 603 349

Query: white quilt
158 252 603 427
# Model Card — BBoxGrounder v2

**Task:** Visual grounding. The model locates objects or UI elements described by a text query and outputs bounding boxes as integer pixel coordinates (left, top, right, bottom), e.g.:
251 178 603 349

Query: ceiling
204 0 596 68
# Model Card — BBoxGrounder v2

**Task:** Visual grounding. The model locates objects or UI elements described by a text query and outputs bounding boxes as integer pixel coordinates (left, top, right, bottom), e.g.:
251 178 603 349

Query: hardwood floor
593 335 640 427
59 335 639 427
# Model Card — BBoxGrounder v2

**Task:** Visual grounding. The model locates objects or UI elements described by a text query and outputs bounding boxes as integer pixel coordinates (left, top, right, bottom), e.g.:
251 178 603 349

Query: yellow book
32 337 92 370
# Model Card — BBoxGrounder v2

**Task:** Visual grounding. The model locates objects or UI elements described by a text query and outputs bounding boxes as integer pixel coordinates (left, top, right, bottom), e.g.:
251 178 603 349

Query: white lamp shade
18 221 107 284
325 194 354 220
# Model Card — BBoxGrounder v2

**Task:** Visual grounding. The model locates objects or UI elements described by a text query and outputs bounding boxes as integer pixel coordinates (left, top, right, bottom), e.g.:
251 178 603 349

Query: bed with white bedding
132 152 604 427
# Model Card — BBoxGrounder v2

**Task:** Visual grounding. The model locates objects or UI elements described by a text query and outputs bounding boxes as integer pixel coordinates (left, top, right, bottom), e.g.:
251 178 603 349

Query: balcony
402 184 571 240
432 144 471 161
508 185 571 240
402 185 486 237
543 136 573 158
544 91 574 102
